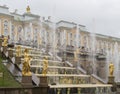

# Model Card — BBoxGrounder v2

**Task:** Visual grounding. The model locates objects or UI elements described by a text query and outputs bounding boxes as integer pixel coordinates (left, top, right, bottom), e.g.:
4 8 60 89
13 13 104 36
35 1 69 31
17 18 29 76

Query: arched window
4 20 8 36
108 42 111 51
27 27 31 41
18 26 22 42
11 25 14 41
34 28 38 42
47 31 49 44
84 36 87 48
41 29 45 44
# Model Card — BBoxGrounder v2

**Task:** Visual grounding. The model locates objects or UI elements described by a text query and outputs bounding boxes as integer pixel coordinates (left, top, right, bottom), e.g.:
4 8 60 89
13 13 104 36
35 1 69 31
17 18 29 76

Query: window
34 28 38 42
84 36 87 47
70 40 72 46
70 33 72 38
18 26 22 41
27 27 31 41
11 25 14 41
4 20 8 36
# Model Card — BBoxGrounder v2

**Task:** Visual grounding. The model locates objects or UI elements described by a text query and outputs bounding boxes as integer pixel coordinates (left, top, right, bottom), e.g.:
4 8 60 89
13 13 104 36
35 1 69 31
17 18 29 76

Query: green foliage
0 57 21 87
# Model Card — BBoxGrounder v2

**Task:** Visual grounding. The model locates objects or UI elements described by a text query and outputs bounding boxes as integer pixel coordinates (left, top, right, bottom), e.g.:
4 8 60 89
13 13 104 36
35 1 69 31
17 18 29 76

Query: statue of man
109 62 114 76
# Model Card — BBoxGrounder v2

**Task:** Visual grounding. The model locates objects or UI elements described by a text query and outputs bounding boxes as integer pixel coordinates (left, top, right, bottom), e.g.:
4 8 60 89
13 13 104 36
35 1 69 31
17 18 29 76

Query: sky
1 0 120 38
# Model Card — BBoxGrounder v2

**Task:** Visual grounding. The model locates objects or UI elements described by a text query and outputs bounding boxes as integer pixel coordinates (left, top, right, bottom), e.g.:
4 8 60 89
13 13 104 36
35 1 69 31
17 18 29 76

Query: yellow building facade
1 5 120 55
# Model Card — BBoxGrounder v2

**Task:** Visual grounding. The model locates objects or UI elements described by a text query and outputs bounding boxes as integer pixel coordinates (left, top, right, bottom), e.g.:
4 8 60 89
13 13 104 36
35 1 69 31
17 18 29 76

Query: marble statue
109 62 114 76
42 57 48 76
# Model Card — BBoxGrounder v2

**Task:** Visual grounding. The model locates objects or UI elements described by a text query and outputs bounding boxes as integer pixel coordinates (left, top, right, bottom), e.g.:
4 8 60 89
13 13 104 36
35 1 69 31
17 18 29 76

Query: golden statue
22 49 32 76
109 62 114 76
16 46 21 57
26 5 31 13
2 37 8 46
24 48 29 57
42 57 48 76
74 48 79 61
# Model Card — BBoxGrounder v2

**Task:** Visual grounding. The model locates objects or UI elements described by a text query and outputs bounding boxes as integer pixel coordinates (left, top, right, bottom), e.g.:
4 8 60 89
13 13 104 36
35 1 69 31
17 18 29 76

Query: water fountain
75 25 80 69
29 23 32 45
113 42 119 82
52 22 56 60
61 30 67 61
106 50 110 81
90 32 96 75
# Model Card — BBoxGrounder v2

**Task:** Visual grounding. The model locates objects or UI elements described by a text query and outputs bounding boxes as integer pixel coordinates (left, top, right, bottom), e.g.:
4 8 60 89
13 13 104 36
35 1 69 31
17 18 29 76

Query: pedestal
39 76 48 86
108 76 115 84
0 38 2 46
22 76 32 87
39 76 49 94
3 46 7 53
8 49 13 58
15 57 22 65
108 76 116 92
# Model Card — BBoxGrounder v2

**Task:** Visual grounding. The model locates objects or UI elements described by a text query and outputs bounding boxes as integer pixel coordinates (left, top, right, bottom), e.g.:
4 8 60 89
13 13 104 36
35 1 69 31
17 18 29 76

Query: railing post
78 88 81 94
100 87 103 94
57 88 61 94
95 87 99 94
106 87 111 94
67 88 70 94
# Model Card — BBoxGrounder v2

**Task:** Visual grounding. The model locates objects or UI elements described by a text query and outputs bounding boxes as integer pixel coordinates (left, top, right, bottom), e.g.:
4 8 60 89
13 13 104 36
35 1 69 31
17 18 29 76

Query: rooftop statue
42 57 48 76
26 5 30 13
22 48 32 76
16 46 21 57
109 62 114 76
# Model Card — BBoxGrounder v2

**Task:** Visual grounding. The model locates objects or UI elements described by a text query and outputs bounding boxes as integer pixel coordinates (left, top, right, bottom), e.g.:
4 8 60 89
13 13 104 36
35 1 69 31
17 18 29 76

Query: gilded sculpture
16 46 21 57
109 62 114 76
2 37 8 46
26 5 30 13
74 48 79 61
42 57 48 76
22 48 32 76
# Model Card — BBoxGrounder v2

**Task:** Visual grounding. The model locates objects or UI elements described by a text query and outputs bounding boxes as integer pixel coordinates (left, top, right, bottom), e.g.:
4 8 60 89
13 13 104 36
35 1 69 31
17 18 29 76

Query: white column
68 33 70 45
9 21 12 40
21 28 24 41
76 25 79 48
49 31 51 45
23 26 26 42
15 26 17 43
39 28 42 45
25 27 27 41
63 30 66 46
0 19 1 36
45 30 47 45
30 23 33 40
61 31 63 45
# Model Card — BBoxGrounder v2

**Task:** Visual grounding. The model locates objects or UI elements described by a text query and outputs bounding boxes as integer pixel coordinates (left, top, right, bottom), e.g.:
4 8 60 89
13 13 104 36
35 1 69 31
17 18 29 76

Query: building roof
23 13 40 18
57 20 85 27
0 5 11 16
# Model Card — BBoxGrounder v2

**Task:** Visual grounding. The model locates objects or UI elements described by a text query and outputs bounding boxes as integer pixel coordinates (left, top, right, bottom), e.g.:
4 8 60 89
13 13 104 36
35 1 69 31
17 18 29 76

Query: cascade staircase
0 38 113 94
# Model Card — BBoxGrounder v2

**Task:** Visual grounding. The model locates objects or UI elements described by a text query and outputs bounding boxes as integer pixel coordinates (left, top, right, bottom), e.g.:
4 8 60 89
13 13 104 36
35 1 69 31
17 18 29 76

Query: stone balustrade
49 84 112 94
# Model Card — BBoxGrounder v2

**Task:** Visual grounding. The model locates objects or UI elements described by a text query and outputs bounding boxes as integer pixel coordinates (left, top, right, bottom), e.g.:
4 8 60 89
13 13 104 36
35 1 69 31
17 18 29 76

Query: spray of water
113 42 119 82
90 32 96 74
